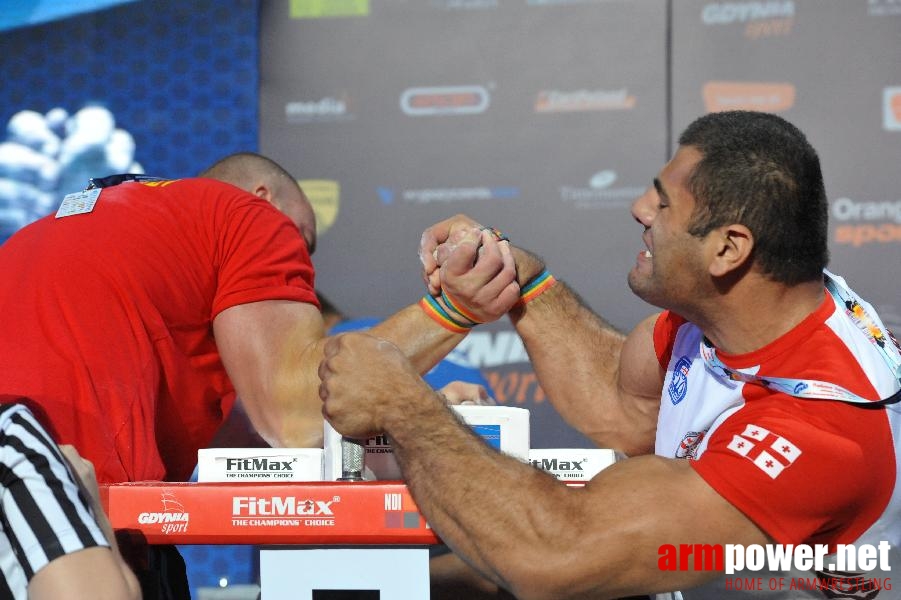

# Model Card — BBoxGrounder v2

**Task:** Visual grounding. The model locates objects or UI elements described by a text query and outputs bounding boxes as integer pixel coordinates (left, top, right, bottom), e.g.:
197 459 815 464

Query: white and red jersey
653 286 901 599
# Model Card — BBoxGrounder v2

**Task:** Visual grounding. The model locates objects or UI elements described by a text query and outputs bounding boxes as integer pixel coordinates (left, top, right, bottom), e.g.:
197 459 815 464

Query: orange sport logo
884 87 901 131
703 81 795 113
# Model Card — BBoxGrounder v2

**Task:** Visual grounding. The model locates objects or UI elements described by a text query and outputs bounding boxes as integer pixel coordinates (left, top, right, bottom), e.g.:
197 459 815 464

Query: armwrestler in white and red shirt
316 110 901 600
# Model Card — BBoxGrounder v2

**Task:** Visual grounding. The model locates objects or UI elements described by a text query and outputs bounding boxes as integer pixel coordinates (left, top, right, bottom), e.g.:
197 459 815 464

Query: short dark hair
678 111 828 285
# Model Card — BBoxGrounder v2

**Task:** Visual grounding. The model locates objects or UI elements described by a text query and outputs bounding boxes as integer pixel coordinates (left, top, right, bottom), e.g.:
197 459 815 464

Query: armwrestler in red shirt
0 152 518 598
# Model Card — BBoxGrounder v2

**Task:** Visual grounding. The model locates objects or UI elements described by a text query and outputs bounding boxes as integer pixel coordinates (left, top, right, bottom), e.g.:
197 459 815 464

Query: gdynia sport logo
658 542 893 593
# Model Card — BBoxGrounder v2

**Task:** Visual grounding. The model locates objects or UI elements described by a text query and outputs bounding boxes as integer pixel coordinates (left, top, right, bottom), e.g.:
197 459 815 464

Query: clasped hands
419 214 520 325
318 214 520 438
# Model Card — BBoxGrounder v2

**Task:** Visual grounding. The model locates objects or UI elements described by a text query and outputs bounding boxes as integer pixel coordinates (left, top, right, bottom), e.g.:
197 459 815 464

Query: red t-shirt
0 178 318 483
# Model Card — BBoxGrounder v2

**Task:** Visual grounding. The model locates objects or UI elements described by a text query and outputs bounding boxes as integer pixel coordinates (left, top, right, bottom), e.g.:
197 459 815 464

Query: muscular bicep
503 456 770 599
213 299 326 447
612 313 665 455
585 456 770 596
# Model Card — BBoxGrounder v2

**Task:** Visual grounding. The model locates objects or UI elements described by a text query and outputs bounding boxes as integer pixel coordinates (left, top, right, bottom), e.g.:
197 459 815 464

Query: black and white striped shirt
0 403 108 599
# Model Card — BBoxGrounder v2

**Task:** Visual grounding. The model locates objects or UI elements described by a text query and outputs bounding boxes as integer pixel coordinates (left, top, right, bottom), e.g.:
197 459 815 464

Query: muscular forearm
389 401 747 600
385 390 568 594
383 391 696 600
219 299 467 449
369 303 466 375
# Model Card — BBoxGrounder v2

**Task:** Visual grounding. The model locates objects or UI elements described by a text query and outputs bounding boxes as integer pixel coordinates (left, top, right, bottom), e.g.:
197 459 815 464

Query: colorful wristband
419 295 474 334
441 289 485 324
517 268 557 305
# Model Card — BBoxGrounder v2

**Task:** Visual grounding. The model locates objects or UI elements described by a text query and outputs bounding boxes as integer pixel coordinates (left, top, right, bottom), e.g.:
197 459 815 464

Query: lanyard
700 270 901 407
85 174 169 189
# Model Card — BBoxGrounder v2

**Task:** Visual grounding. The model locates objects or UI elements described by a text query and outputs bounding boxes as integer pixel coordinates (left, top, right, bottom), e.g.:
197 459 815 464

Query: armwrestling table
102 481 437 599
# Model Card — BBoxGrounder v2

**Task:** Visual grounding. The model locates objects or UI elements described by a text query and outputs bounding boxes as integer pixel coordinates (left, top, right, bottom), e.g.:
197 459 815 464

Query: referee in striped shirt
1 399 139 599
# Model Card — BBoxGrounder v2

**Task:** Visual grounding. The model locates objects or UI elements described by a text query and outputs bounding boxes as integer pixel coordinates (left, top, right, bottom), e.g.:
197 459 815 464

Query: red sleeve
652 310 685 369
210 190 319 318
690 398 895 546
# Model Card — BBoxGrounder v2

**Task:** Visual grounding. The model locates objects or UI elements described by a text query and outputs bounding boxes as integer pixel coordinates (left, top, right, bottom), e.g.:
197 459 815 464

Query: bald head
200 152 317 253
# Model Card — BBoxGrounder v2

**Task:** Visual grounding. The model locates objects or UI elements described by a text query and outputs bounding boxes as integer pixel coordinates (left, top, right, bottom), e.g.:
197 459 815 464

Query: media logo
559 170 645 209
832 196 901 247
400 85 491 117
285 94 354 123
883 87 901 131
299 179 340 234
659 540 893 595
289 0 369 19
534 88 636 113
701 1 795 38
138 491 189 535
703 81 795 113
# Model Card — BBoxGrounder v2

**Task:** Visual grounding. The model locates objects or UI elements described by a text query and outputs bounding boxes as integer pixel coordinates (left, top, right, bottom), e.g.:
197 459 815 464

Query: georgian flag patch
726 424 802 479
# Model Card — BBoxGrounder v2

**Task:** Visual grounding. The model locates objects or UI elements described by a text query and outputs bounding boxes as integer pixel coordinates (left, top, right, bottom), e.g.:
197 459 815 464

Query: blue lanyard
700 270 901 408
85 174 169 189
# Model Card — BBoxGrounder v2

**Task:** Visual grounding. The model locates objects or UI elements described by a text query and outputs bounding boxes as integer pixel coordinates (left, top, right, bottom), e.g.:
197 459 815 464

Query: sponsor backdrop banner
260 0 669 448
2 1 898 451
260 0 901 449
672 0 901 355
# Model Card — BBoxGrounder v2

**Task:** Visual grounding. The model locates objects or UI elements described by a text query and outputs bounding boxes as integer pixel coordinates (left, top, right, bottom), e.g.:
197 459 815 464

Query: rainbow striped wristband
441 289 484 324
517 269 557 305
419 294 474 334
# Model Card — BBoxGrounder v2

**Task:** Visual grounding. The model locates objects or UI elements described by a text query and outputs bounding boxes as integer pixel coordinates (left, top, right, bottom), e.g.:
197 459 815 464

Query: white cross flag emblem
726 424 802 479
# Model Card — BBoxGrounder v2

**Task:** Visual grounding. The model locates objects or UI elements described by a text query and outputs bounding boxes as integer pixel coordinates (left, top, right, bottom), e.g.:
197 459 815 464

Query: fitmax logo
531 457 587 472
232 496 335 516
225 457 297 471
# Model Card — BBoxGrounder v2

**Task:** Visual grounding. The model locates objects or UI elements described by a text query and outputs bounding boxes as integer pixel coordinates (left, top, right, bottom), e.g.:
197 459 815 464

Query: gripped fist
438 381 496 406
438 228 520 323
420 214 483 295
318 332 435 438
